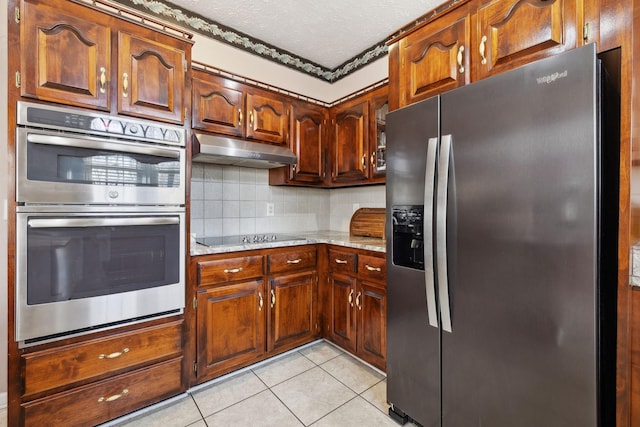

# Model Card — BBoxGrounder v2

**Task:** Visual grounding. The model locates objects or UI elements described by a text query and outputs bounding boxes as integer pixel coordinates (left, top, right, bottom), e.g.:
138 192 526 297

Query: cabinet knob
238 108 243 127
371 152 375 167
348 289 354 307
457 45 465 74
287 258 302 264
361 154 366 168
479 36 488 65
122 72 129 98
223 267 243 274
356 292 362 310
271 289 276 308
258 292 264 311
365 264 382 272
335 259 348 264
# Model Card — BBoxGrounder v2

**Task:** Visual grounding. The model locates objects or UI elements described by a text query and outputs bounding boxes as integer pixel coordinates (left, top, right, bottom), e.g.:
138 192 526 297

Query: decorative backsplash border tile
111 0 389 82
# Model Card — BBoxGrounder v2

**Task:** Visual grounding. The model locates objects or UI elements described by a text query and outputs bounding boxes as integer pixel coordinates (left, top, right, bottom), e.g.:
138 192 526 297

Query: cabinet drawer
358 254 386 284
198 255 264 286
267 248 317 274
328 249 357 275
23 321 182 396
22 357 183 427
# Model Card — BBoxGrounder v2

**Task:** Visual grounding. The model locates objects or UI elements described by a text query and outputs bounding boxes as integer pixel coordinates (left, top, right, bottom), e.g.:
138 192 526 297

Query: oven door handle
28 217 180 228
26 133 181 159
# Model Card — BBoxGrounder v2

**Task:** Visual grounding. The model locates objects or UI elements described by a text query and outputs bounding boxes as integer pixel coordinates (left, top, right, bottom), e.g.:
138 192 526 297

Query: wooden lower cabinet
196 279 267 381
327 247 387 371
18 319 184 427
22 357 182 427
268 271 316 352
192 245 319 383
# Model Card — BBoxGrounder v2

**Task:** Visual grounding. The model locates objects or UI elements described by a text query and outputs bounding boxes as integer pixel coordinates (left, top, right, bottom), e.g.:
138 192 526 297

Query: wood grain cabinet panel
474 0 578 80
23 321 182 397
357 254 386 284
117 32 185 123
357 281 386 369
328 249 357 275
288 102 326 184
245 92 288 144
331 100 368 183
330 273 358 354
22 357 182 427
192 76 243 137
196 280 266 381
197 255 264 286
268 271 316 352
399 11 470 107
267 247 317 274
21 0 111 110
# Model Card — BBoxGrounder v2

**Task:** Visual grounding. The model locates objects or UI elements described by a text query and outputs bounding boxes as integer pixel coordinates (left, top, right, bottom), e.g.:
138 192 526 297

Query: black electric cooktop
196 234 306 247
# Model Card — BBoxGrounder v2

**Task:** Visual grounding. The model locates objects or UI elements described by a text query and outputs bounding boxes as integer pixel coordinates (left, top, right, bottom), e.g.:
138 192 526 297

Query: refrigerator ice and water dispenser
392 205 424 270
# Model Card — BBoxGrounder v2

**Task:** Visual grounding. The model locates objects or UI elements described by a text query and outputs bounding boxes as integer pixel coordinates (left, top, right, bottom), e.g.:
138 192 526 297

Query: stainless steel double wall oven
15 101 187 346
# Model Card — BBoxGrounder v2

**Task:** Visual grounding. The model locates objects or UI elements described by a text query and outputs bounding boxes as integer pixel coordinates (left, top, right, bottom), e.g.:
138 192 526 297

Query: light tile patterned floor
98 340 414 427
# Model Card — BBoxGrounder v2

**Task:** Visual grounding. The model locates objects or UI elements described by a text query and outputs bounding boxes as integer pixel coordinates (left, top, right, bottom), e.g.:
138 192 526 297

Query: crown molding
111 0 389 82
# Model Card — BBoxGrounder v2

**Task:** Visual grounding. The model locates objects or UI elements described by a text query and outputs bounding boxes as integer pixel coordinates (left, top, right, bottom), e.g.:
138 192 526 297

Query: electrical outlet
266 202 275 217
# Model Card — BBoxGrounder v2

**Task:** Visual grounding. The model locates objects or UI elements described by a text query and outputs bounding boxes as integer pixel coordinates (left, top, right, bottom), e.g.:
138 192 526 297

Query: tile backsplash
190 164 386 237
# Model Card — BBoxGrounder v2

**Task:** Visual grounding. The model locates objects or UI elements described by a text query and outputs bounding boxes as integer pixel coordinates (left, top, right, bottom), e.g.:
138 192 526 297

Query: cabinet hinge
15 71 21 88
582 23 591 42
14 7 20 24
183 60 188 73
193 296 197 309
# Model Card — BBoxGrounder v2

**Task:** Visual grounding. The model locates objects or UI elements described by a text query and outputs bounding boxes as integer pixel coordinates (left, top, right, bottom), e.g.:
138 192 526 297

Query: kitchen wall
191 34 389 104
1 0 8 405
190 163 385 237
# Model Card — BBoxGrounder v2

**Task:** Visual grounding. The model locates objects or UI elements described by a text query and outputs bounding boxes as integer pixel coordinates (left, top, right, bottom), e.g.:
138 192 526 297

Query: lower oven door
16 209 185 345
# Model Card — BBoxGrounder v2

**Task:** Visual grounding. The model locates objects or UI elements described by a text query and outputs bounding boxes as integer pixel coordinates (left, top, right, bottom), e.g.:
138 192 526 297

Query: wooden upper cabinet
20 0 191 123
397 9 471 108
288 102 326 184
192 70 288 144
21 0 111 110
331 99 368 183
117 32 186 124
474 0 578 80
192 75 244 137
245 92 288 144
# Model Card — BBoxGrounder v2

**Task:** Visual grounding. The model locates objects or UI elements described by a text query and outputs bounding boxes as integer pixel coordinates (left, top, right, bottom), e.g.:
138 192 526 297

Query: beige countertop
191 230 386 256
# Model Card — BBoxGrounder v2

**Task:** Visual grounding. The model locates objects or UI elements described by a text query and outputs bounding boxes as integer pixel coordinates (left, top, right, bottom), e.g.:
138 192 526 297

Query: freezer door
439 45 601 426
386 96 441 427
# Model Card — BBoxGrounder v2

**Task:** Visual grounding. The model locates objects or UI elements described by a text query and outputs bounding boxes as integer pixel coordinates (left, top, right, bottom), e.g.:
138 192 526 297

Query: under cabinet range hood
192 133 297 168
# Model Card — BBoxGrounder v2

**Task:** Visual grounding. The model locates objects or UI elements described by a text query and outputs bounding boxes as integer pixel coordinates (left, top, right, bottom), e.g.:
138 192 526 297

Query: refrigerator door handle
424 137 439 329
437 134 453 333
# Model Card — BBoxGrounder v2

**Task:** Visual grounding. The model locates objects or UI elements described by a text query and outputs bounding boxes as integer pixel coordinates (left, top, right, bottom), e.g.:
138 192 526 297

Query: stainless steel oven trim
15 209 186 345
17 101 186 147
16 128 186 206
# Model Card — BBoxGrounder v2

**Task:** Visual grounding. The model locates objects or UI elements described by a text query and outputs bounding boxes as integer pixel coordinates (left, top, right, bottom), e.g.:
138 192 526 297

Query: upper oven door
16 128 186 205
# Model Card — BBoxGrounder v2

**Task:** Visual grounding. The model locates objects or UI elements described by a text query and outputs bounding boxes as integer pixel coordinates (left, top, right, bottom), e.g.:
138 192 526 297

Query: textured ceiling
117 0 443 81
167 0 440 68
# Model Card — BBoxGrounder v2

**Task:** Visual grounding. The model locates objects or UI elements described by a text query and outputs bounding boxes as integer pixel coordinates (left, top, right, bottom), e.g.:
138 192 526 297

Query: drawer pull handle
224 267 243 274
98 348 130 360
99 67 107 94
98 389 129 403
479 35 488 65
457 45 465 73
348 289 354 307
271 289 276 308
365 264 382 272
258 292 264 311
335 259 348 264
287 258 302 264
122 72 129 98
356 292 362 310
238 108 243 126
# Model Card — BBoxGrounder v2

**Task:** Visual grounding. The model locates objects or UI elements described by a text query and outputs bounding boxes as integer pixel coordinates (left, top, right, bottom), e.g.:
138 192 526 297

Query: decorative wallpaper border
112 0 389 82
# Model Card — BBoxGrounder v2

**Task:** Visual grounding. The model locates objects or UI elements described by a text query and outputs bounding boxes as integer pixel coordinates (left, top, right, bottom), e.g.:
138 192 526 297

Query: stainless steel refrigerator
385 44 619 427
